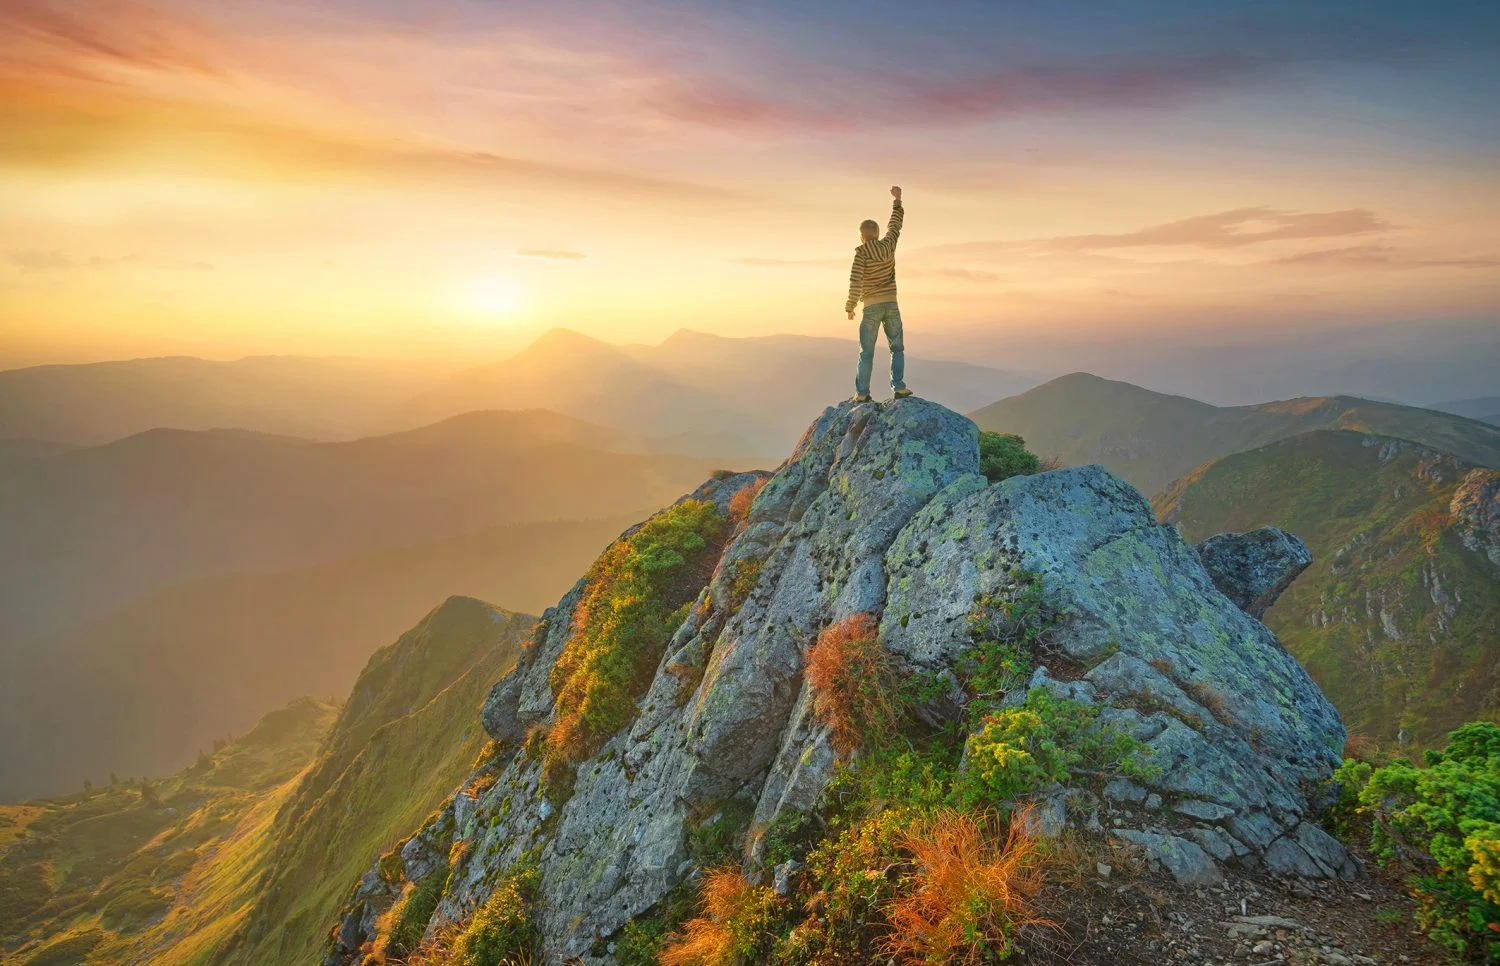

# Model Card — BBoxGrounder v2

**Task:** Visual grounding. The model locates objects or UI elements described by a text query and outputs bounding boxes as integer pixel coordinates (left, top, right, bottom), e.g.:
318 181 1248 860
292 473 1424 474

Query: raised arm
845 248 867 315
884 185 903 246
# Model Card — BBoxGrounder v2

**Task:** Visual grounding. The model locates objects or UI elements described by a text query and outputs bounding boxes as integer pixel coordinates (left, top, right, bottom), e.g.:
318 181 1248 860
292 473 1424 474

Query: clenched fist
890 185 902 200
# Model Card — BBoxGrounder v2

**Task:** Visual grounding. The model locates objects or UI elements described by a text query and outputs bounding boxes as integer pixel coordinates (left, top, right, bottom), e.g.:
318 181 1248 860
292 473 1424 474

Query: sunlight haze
3 0 1497 398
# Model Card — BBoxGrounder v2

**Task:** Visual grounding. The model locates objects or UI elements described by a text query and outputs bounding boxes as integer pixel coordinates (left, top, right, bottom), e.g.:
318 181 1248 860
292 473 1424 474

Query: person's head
859 219 879 243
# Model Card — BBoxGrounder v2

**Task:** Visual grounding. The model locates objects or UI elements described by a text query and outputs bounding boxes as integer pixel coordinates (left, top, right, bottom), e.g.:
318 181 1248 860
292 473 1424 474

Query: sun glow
461 276 525 318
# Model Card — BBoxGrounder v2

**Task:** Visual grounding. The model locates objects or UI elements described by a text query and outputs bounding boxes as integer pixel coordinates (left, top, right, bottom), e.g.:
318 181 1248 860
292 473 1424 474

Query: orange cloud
1270 245 1500 269
0 0 232 81
917 207 1394 259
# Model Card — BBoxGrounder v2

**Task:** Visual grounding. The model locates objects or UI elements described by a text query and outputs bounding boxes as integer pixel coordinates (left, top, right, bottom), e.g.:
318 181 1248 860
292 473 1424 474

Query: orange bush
881 808 1050 965
728 477 767 523
660 868 778 966
805 613 896 757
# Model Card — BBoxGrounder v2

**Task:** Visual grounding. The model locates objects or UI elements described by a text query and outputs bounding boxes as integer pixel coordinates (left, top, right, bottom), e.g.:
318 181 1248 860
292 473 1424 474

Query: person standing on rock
845 185 913 403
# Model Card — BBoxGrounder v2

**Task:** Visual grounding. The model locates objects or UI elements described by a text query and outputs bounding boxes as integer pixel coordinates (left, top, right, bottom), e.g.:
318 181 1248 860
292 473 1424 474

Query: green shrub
449 861 541 966
978 431 1041 484
388 862 450 957
1336 721 1500 960
617 916 671 966
546 499 725 764
960 688 1153 805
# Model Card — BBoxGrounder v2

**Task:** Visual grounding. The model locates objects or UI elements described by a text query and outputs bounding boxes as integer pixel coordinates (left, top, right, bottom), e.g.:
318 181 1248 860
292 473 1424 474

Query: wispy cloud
1270 245 1500 269
732 256 842 268
1046 207 1391 251
652 56 1267 132
907 266 1003 283
513 249 587 261
6 249 139 271
920 207 1393 259
0 0 230 81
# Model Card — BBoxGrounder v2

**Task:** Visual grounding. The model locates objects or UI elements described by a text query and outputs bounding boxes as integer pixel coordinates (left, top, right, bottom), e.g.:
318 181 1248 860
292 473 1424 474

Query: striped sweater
845 199 904 313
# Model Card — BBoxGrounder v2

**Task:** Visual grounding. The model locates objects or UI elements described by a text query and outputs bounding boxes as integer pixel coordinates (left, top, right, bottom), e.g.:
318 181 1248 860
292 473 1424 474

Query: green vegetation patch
546 499 726 764
1333 721 1500 961
446 858 541 966
978 430 1042 484
389 862 451 957
747 569 1149 962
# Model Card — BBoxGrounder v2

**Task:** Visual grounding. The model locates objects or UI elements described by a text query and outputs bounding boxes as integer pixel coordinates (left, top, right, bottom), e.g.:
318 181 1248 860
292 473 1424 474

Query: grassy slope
0 697 338 965
0 514 633 803
221 596 532 965
0 596 532 965
972 372 1500 493
1156 430 1500 744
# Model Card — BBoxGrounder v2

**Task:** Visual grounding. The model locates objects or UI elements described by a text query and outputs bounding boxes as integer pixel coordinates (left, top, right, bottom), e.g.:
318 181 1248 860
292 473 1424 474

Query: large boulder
1192 527 1314 619
327 398 1351 964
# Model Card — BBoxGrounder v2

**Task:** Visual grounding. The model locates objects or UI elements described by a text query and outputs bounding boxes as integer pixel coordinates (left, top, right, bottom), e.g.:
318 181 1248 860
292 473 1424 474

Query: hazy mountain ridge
0 330 1039 456
0 514 638 802
0 355 450 444
1433 395 1500 424
972 372 1500 493
401 328 1038 453
0 408 728 643
1156 429 1500 745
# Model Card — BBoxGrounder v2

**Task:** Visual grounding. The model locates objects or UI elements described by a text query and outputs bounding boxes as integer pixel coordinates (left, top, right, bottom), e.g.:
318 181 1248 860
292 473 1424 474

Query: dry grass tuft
881 808 1052 965
805 613 898 757
1185 681 1234 726
1148 657 1176 677
660 868 777 966
728 477 768 523
1343 732 1384 764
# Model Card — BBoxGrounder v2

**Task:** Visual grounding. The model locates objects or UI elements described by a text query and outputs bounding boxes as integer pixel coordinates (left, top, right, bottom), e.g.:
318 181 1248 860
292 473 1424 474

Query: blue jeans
856 301 905 396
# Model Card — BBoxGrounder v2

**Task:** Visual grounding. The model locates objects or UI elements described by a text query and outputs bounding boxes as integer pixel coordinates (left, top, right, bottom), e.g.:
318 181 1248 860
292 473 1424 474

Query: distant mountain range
972 372 1500 493
0 354 447 444
1433 395 1500 426
401 327 1038 453
0 516 634 802
0 330 1039 454
1157 430 1500 746
0 409 727 643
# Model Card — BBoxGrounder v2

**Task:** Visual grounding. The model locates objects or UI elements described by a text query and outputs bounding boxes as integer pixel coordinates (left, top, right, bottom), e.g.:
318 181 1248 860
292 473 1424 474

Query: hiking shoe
852 393 873 403
893 388 914 399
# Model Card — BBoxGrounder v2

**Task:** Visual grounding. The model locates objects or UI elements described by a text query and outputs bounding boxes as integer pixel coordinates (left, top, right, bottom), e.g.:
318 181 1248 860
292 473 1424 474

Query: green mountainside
221 596 532 965
973 372 1500 493
0 596 530 966
0 696 338 965
1156 430 1500 745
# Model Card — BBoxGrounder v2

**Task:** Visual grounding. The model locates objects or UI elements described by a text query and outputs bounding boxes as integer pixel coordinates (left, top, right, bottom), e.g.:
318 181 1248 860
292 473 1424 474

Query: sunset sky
2 0 1498 392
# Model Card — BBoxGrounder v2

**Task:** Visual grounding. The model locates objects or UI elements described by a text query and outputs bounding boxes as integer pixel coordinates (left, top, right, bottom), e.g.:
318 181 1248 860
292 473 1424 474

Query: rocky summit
326 397 1353 964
